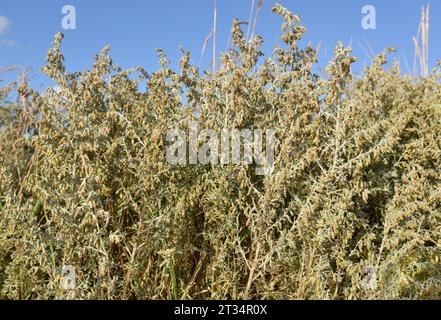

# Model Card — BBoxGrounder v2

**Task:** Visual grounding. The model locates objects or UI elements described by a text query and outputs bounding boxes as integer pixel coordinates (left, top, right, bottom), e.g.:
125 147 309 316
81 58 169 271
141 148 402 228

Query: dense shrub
0 5 440 299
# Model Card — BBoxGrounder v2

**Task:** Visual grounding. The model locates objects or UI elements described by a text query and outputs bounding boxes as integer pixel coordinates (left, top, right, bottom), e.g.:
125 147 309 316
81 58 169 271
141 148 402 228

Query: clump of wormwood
0 4 440 300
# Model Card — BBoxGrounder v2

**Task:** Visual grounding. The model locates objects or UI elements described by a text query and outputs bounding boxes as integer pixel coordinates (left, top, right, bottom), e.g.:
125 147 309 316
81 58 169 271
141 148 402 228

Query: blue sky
0 0 439 90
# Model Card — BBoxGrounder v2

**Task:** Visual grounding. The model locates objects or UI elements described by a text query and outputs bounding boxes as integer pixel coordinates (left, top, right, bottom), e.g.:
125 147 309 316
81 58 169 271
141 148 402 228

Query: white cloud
0 16 12 35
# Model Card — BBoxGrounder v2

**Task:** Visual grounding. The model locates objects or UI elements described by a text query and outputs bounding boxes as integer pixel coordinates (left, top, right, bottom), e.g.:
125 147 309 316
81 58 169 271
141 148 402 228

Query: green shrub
0 5 440 299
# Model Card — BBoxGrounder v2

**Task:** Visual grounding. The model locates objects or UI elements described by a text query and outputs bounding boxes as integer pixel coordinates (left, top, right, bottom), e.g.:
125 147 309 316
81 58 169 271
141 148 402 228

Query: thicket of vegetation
0 4 440 299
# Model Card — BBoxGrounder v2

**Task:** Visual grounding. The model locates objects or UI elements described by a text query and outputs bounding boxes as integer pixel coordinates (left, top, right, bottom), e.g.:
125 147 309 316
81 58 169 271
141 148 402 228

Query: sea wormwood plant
0 4 440 299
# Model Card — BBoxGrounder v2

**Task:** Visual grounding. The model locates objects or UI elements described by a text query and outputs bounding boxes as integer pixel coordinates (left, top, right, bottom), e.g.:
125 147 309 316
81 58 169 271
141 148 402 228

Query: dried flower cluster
0 4 440 299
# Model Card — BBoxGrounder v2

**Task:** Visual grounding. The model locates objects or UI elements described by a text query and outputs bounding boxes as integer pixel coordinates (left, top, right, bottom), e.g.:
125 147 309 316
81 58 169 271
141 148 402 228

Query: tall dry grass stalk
246 0 255 41
199 29 213 68
413 3 430 77
251 0 263 40
213 0 217 75
0 66 17 75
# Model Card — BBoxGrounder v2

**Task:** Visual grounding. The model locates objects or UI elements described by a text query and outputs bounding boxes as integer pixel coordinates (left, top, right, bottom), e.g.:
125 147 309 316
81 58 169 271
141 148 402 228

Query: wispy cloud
0 16 20 47
0 39 19 47
0 16 12 35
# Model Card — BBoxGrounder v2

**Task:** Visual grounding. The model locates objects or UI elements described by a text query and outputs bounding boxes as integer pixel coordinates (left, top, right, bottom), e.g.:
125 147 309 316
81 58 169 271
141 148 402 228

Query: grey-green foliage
0 4 440 299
